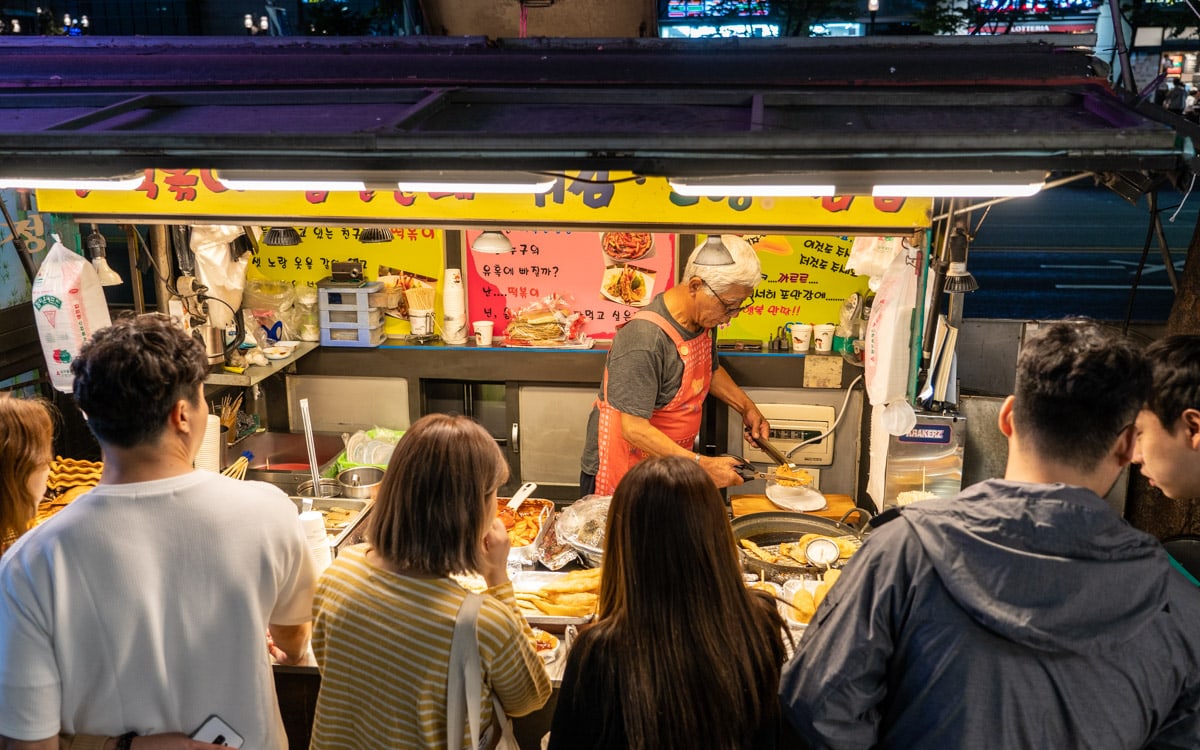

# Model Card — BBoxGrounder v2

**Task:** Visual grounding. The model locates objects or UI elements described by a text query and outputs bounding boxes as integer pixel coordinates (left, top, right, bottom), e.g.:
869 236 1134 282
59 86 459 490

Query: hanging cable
784 374 864 460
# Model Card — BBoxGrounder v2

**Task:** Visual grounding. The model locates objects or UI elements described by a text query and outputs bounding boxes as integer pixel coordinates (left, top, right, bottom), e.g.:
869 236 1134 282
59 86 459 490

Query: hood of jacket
900 479 1170 654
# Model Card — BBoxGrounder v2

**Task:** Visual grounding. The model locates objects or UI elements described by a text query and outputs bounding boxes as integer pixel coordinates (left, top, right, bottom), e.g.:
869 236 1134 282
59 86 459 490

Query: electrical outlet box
742 403 836 466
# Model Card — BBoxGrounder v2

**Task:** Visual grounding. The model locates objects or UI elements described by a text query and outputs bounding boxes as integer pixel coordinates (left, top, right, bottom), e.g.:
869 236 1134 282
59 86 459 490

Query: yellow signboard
720 234 872 343
37 169 931 232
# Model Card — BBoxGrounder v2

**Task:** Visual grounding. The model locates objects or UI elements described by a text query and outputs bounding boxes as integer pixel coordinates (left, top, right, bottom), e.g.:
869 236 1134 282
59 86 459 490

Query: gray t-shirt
580 294 718 475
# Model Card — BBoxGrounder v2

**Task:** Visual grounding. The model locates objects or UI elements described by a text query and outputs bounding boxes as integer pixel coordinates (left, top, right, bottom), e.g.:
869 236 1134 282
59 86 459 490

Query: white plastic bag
31 236 112 393
864 239 920 408
847 235 906 291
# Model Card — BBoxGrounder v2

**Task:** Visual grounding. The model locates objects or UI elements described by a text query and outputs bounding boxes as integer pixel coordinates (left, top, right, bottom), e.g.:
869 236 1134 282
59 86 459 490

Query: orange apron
596 310 713 495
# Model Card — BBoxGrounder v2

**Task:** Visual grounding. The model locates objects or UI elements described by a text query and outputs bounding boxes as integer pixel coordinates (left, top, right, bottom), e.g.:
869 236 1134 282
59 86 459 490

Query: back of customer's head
595 455 785 750
0 395 55 537
1143 334 1200 430
71 312 208 449
367 413 508 576
1012 318 1148 470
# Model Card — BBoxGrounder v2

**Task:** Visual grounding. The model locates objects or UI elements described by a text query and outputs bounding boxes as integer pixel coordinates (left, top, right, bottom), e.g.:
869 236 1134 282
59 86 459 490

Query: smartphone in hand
190 715 244 748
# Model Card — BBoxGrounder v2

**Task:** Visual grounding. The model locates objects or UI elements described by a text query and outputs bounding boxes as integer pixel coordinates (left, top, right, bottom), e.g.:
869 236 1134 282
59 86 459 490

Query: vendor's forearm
618 412 700 458
709 366 754 414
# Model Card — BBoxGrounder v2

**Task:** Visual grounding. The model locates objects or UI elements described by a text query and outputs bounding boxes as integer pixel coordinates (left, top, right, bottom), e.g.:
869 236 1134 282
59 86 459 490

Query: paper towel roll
309 538 333 572
194 413 222 472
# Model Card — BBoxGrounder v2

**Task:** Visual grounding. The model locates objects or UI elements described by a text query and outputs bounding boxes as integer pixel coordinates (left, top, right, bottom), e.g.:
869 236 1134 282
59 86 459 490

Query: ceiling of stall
0 35 1192 182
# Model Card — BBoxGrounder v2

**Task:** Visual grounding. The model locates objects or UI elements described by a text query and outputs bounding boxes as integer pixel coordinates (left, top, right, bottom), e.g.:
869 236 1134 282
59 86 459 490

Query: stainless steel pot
731 508 872 582
337 467 384 499
297 477 341 498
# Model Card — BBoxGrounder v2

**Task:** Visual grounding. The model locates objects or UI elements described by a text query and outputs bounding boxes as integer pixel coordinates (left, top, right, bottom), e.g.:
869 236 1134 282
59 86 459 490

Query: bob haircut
366 413 509 576
0 395 55 540
588 455 786 750
71 312 209 449
682 234 762 297
1011 318 1149 470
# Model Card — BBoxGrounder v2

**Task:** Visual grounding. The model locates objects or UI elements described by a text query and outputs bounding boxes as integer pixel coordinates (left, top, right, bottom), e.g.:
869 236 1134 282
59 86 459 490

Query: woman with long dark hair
548 455 788 750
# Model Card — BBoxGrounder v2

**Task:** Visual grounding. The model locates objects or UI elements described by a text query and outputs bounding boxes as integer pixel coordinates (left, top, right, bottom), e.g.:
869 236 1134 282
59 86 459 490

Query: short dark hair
1144 335 1200 433
71 312 209 448
366 413 508 576
1011 319 1148 470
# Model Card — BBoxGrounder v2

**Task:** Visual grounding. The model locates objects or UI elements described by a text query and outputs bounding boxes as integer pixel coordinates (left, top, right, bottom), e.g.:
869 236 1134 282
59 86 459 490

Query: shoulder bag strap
447 591 485 750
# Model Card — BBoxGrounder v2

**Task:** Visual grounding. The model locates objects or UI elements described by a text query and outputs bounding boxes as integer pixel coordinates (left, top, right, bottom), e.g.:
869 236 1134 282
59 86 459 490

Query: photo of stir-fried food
601 231 653 261
601 266 650 307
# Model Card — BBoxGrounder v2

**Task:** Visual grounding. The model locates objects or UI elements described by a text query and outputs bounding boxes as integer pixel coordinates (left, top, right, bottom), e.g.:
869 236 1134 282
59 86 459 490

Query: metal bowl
337 466 384 499
297 477 341 498
731 509 872 582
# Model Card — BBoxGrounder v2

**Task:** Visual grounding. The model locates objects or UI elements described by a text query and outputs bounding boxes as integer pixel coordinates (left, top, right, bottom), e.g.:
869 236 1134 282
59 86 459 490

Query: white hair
683 234 762 296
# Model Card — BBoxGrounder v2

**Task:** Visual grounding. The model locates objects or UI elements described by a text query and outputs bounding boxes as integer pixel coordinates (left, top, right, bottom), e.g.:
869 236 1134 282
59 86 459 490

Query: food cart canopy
0 35 1191 184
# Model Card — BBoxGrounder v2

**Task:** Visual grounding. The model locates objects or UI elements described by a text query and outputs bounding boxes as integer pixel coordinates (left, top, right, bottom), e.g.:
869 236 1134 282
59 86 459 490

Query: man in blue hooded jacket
780 319 1200 749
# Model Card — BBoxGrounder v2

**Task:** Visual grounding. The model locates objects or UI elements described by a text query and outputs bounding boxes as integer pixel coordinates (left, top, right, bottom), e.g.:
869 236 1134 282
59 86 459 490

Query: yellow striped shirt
311 544 551 750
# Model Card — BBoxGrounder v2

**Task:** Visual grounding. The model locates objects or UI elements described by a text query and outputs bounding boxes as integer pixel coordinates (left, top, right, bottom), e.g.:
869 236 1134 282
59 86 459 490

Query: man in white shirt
0 312 316 750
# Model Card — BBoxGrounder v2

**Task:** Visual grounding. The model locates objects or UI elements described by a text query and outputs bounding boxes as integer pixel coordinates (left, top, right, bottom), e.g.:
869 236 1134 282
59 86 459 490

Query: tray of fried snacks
780 568 843 629
499 497 555 565
513 568 602 628
36 457 105 526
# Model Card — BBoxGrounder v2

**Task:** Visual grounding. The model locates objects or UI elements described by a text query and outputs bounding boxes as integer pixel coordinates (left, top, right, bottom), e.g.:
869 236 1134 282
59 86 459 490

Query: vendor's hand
743 407 770 443
479 516 512 588
699 454 746 489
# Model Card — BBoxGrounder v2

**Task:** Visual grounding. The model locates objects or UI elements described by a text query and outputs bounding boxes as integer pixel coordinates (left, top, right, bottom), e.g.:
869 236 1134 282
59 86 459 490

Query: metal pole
123 224 146 314
0 193 37 281
1107 0 1136 93
150 224 173 313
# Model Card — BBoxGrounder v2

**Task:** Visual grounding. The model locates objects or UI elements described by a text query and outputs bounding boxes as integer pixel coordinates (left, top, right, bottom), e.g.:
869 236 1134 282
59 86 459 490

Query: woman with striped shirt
310 413 551 749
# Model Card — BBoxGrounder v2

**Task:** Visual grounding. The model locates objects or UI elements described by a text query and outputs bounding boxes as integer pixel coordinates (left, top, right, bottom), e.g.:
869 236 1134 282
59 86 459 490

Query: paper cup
194 413 222 472
813 324 836 353
409 309 433 336
788 323 813 352
473 320 494 346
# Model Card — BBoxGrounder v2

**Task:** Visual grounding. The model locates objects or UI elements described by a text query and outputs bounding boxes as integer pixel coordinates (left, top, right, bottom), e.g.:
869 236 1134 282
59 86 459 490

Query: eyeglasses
700 278 754 314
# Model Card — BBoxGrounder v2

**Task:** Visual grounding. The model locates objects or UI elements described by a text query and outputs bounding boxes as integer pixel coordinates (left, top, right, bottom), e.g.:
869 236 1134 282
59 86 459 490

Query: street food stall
0 34 1193 748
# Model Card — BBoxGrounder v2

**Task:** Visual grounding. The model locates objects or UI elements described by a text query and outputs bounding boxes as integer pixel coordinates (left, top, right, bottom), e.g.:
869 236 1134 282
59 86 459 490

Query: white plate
367 440 394 465
600 265 655 307
765 484 827 512
345 432 371 464
261 345 295 360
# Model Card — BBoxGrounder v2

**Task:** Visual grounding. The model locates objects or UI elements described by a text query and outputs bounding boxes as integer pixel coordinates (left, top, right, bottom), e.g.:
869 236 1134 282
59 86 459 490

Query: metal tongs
746 431 804 472
727 455 772 482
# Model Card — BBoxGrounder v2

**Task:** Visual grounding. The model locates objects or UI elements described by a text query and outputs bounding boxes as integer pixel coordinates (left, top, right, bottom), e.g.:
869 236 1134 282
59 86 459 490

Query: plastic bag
847 235 907 291
242 278 297 346
190 225 250 331
504 293 586 345
32 236 112 393
864 239 920 408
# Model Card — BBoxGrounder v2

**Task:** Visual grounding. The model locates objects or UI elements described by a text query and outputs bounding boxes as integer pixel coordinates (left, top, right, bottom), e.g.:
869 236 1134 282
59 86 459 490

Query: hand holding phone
190 715 244 748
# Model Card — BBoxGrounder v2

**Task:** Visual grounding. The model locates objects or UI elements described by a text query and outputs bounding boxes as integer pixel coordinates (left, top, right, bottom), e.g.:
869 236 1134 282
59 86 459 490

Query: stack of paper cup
441 268 468 345
194 413 222 472
299 510 333 572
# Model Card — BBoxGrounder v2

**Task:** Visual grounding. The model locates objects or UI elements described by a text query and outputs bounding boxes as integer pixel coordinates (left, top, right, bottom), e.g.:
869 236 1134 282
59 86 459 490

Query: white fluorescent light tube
219 177 368 191
872 182 1045 198
394 177 557 194
669 178 836 197
0 175 145 190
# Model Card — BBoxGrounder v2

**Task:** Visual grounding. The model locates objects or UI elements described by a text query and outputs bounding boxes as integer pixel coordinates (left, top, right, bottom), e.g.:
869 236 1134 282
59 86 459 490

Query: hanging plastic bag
32 235 112 393
864 239 920 410
847 235 906 291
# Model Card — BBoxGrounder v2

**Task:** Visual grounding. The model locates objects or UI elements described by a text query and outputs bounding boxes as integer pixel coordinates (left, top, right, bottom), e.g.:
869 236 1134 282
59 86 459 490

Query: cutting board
729 492 857 522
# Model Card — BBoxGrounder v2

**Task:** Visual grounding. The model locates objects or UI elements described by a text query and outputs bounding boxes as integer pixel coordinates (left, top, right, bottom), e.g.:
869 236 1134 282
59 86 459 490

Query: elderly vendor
580 235 770 496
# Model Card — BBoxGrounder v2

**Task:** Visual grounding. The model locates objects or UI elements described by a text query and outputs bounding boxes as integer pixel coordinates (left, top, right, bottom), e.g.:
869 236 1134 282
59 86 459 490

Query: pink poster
465 230 676 341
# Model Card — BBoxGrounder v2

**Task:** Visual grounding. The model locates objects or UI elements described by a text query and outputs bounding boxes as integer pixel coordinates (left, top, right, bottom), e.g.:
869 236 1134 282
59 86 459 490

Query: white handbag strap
447 591 483 750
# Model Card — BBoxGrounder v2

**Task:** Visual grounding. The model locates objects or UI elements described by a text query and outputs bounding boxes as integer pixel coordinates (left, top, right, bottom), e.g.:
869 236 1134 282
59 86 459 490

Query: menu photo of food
600 264 655 307
600 231 655 263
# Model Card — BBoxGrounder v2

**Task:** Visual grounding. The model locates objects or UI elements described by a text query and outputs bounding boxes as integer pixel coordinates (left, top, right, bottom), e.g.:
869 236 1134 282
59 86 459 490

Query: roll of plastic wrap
194 413 222 472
